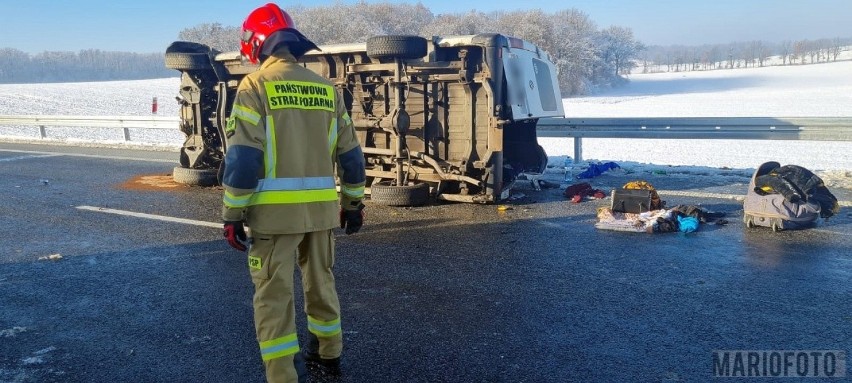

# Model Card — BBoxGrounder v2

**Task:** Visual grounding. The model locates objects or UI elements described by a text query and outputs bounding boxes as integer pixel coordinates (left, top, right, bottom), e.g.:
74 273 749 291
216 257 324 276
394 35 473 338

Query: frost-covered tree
421 10 494 36
359 2 434 36
294 4 380 44
546 9 602 94
599 26 644 76
177 23 240 52
0 48 31 83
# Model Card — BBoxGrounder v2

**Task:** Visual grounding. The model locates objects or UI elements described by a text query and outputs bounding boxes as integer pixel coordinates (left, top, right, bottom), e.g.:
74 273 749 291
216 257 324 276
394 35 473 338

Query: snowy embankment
0 60 850 186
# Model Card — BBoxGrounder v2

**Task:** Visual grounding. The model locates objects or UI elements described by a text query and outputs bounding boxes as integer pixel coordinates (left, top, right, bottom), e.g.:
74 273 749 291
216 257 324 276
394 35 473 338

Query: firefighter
221 3 366 382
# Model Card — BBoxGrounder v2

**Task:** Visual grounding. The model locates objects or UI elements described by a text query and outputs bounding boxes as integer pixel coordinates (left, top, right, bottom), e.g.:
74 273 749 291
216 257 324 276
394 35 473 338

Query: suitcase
611 188 654 213
743 161 821 232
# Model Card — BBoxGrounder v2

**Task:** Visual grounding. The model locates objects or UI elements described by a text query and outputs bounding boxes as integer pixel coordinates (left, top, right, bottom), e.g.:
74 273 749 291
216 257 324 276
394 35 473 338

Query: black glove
339 203 365 235
224 221 248 251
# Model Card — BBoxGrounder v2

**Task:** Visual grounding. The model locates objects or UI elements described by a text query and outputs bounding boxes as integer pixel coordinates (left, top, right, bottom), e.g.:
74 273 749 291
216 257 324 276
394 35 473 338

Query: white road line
657 189 745 201
0 154 61 162
658 189 851 207
76 205 221 228
0 149 175 163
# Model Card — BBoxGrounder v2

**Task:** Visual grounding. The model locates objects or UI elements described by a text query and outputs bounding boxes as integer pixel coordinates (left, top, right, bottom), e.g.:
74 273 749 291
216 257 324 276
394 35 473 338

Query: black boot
304 350 341 376
304 334 341 376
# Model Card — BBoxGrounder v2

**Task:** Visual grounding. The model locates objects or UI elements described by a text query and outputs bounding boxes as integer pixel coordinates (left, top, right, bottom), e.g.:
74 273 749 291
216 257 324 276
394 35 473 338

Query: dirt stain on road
117 174 187 191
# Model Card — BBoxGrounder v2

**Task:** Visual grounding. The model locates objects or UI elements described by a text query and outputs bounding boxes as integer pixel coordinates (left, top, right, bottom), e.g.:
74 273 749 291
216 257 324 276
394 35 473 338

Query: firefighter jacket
221 47 366 234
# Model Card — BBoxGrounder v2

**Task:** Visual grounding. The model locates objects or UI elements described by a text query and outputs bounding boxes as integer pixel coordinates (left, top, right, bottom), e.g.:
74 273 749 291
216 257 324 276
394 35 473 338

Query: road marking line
76 205 221 228
0 154 61 162
0 149 174 163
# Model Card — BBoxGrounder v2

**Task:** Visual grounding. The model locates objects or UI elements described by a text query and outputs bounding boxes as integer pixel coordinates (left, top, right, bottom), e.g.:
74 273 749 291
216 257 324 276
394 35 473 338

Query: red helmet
240 3 296 64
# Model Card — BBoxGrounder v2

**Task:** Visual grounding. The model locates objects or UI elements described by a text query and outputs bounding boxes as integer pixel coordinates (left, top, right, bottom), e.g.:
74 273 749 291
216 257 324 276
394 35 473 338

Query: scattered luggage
595 205 719 234
611 180 665 213
743 161 839 232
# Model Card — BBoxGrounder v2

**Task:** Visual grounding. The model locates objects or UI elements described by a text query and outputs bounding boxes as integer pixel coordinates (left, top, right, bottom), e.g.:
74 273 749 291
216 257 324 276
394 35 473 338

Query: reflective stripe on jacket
221 47 365 233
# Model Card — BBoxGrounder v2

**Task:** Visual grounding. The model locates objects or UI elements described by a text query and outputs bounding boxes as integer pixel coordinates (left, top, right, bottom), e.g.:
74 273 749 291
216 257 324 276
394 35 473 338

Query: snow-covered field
1 60 850 185
541 59 852 173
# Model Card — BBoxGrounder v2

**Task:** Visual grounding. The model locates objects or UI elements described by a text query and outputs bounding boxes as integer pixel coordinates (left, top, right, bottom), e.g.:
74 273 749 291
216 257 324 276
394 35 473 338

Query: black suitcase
611 188 653 213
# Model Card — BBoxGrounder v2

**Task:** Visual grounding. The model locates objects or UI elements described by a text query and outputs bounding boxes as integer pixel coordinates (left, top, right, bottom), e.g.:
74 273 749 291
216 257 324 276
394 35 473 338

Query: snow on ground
566 60 852 118
0 78 181 117
0 77 184 147
1 60 850 189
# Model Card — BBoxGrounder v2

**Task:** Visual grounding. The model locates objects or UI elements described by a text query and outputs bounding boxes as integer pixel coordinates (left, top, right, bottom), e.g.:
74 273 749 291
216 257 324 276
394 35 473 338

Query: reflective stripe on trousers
260 333 300 361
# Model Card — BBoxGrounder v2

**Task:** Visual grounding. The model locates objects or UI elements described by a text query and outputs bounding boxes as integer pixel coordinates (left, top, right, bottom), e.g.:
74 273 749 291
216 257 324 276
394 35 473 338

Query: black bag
611 188 653 213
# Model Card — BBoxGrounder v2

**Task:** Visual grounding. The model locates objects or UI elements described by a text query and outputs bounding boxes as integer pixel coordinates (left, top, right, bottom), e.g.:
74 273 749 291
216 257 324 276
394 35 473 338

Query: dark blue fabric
223 145 264 189
337 146 366 184
576 161 620 179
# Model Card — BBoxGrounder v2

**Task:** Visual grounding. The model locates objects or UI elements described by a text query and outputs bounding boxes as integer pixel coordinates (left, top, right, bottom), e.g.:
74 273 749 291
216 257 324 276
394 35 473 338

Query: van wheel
744 214 756 228
172 166 218 186
366 35 428 60
370 181 430 206
165 52 210 71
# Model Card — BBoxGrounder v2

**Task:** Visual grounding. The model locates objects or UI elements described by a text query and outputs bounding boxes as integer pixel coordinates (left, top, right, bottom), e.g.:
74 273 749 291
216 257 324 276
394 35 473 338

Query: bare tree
830 37 843 61
779 40 792 65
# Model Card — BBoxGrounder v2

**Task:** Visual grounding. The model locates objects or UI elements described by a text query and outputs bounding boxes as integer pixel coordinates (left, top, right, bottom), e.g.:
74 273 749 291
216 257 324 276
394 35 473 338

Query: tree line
178 3 643 95
640 37 851 73
0 48 173 84
3 2 848 93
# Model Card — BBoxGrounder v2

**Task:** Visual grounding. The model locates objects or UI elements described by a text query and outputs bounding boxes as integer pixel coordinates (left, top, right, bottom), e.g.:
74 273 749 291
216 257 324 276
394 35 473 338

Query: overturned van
165 34 564 205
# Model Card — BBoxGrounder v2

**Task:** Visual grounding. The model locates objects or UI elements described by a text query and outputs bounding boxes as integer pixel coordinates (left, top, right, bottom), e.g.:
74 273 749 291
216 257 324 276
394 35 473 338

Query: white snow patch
18 346 58 366
20 357 44 365
34 346 58 355
37 254 63 261
0 327 28 338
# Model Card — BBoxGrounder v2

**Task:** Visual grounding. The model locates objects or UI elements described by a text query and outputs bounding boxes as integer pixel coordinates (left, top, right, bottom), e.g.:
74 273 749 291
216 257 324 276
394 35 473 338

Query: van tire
366 35 428 60
172 166 218 186
370 181 429 206
165 52 210 71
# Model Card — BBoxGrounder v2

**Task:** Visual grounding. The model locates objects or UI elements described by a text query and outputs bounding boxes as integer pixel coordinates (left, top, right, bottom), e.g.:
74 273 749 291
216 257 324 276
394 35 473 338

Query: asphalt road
1 143 850 382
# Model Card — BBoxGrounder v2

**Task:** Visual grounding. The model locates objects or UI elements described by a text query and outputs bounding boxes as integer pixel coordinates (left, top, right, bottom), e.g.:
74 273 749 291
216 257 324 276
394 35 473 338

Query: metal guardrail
536 117 852 162
0 115 179 141
2 115 851 163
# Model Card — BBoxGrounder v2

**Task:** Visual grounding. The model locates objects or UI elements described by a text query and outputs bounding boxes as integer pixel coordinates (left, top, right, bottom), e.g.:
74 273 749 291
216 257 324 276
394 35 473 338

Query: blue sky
1 0 850 53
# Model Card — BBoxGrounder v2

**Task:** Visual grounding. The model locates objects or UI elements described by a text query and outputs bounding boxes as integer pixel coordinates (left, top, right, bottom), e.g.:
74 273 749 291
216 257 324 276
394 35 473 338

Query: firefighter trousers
248 229 343 383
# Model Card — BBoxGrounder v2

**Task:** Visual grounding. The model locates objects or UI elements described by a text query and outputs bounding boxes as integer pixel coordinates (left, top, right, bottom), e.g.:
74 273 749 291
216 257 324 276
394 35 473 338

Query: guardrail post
39 125 46 139
573 137 583 163
123 127 131 142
